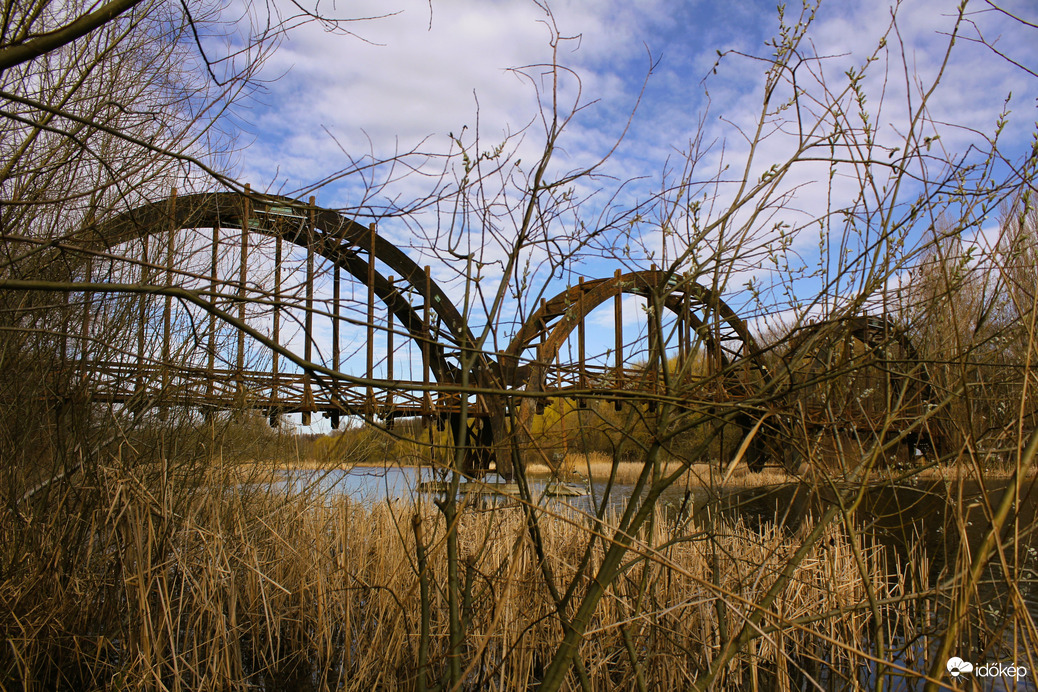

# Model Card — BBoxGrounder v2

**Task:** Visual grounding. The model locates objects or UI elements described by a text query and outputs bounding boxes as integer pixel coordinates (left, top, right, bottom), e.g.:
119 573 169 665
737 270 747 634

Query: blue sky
211 0 1038 425
232 1 1035 197
235 1 777 202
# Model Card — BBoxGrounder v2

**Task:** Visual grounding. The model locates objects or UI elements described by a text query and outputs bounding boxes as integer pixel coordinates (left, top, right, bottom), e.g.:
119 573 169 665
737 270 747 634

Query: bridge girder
96 192 479 388
771 315 946 469
485 269 770 474
51 192 943 478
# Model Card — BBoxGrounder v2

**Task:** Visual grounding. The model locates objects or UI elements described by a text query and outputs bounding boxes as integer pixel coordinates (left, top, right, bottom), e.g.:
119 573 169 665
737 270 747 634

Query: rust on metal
69 191 944 479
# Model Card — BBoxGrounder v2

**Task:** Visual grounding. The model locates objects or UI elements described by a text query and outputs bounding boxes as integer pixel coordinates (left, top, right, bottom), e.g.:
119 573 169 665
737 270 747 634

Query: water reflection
273 465 721 516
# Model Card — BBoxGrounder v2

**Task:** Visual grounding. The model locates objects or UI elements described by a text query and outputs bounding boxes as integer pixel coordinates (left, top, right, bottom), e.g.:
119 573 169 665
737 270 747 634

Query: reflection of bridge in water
16 191 944 477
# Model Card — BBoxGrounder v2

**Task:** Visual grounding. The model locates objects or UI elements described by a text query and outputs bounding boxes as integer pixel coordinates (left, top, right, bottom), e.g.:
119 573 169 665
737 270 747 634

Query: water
273 465 437 501
272 464 719 517
270 465 605 510
268 464 1038 689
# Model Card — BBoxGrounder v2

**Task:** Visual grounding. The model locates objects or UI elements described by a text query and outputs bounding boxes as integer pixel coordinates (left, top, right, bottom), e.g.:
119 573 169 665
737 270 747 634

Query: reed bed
1 461 940 691
527 451 798 487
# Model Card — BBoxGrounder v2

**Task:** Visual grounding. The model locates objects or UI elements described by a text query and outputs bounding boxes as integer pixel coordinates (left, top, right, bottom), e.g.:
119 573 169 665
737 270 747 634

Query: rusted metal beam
366 222 376 421
577 276 586 409
386 275 395 416
160 188 175 420
79 255 92 371
270 231 281 426
207 225 219 415
614 268 623 411
137 233 148 397
303 196 315 426
423 265 432 425
96 192 477 391
163 188 175 372
237 185 249 392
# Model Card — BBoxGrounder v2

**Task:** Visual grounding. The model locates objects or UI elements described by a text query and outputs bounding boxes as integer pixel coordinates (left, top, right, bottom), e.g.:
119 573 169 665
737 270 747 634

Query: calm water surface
273 464 715 514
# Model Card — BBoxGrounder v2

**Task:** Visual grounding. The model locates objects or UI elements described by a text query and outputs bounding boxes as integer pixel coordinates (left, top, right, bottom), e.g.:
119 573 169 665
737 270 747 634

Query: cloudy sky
232 0 1036 209
211 0 1037 413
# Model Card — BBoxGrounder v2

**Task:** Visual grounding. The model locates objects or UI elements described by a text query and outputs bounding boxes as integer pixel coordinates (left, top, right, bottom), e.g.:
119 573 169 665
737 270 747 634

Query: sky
204 0 1038 427
229 1 1036 198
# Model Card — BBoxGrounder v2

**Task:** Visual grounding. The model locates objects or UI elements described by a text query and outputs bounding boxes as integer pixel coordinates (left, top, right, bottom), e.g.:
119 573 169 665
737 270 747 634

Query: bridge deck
64 360 918 437
69 362 488 419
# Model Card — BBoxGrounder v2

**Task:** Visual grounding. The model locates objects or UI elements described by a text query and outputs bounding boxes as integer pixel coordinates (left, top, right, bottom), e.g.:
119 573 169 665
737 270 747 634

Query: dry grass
527 451 799 487
2 458 939 691
528 450 1038 490
900 461 1036 482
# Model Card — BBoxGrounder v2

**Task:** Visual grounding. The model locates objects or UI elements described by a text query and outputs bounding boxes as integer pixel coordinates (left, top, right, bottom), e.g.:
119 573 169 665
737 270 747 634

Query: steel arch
95 192 476 388
75 191 508 474
502 270 761 382
503 269 763 388
494 269 769 471
777 315 944 467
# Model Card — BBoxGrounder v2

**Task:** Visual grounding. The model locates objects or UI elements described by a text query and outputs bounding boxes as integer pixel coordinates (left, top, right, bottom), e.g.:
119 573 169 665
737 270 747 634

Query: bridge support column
302 196 315 426
236 185 250 404
614 268 623 411
422 266 432 427
385 276 395 425
330 233 341 429
159 187 175 422
206 224 218 420
578 277 586 409
269 232 281 427
136 233 149 404
365 223 376 423
79 255 92 372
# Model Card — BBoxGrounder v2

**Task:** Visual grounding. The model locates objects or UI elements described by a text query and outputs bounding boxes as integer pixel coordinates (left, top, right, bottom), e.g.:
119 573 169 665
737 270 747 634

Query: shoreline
240 454 1032 488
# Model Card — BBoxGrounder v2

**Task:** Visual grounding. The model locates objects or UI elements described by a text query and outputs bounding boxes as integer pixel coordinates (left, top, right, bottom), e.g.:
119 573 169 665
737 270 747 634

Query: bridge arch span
495 269 770 472
775 314 945 468
35 188 502 474
95 191 478 392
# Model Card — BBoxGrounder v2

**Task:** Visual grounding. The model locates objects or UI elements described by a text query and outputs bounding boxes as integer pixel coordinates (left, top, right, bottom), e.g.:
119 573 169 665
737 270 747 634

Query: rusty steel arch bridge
7 191 945 477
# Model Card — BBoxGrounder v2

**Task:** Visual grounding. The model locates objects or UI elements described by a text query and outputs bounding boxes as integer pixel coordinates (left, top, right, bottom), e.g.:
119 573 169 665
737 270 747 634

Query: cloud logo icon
947 657 974 677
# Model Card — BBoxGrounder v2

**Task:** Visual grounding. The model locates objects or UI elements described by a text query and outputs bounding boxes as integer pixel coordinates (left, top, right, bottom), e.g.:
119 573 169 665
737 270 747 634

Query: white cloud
196 0 1038 421
225 0 669 194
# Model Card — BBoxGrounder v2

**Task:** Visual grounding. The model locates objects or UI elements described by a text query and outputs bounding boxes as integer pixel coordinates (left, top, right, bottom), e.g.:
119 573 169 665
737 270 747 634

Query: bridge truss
2 191 944 477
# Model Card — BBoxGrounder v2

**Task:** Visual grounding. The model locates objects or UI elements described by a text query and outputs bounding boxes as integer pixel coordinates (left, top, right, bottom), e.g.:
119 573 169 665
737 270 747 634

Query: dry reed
2 460 939 691
527 451 798 488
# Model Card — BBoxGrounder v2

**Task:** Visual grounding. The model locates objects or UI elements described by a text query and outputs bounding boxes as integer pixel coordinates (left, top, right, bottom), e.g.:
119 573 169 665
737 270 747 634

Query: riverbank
8 450 1037 690
245 449 1034 488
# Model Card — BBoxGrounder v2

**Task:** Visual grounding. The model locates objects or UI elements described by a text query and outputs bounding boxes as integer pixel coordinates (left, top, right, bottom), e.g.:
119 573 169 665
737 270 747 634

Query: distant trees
896 197 1038 458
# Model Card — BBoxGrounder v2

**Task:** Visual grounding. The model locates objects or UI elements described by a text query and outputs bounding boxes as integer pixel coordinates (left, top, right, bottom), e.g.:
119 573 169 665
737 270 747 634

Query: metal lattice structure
8 190 946 477
491 269 771 471
772 316 946 469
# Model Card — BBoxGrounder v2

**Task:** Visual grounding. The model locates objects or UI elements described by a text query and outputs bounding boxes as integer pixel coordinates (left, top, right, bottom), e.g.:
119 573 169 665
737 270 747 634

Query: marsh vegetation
3 1 1038 690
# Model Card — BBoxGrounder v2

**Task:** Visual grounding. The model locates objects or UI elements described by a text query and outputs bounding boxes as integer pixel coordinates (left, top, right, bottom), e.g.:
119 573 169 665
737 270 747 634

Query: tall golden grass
526 450 799 487
2 459 941 690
